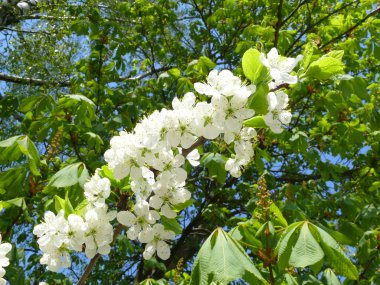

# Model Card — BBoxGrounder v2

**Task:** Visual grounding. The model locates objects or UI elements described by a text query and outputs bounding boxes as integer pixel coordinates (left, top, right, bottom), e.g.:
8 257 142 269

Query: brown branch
77 224 124 285
0 72 70 86
18 14 77 21
281 0 308 27
182 137 207 157
0 26 51 35
77 193 128 285
273 0 284 48
319 6 380 49
270 83 289 92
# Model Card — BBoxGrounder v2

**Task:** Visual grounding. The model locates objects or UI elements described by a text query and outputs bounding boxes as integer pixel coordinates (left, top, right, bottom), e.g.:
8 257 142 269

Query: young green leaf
289 222 324 268
311 224 359 280
190 228 266 285
244 116 267 128
322 268 342 285
242 48 269 84
44 163 89 193
275 221 303 271
304 54 345 80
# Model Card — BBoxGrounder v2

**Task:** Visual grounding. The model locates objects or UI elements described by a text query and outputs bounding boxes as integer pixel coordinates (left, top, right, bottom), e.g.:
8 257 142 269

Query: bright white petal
117 211 135 227
156 241 171 260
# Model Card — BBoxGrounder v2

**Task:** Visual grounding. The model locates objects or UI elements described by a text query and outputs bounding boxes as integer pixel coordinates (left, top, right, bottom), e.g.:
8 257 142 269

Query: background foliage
0 0 379 284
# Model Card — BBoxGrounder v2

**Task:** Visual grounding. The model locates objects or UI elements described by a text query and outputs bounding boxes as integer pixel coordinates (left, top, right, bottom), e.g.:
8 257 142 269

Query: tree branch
77 193 128 285
0 72 70 86
77 224 124 285
281 0 308 27
273 0 284 48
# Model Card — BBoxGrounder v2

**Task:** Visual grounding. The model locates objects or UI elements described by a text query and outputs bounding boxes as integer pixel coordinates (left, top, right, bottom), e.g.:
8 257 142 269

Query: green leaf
0 136 40 175
62 94 95 106
322 268 342 285
229 223 263 253
161 216 182 235
201 153 227 184
325 50 344 61
196 56 216 75
54 195 74 217
0 198 25 211
44 163 89 193
172 199 194 212
305 55 345 80
0 167 27 198
315 223 353 246
276 221 303 270
289 222 324 268
16 136 41 176
242 48 269 84
244 116 267 128
311 225 359 280
302 42 317 70
247 83 269 115
0 135 22 148
190 228 266 285
269 202 288 227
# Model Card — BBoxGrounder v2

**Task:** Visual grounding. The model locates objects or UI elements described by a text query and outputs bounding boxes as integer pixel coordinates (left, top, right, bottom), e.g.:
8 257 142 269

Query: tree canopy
0 0 379 284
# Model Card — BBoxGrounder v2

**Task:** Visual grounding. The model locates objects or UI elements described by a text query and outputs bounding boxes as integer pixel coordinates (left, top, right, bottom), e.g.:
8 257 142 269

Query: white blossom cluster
260 48 303 133
104 69 258 259
33 48 302 272
0 234 11 285
33 171 115 272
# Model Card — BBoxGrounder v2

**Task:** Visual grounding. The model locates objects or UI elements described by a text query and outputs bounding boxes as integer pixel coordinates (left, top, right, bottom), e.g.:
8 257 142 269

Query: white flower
33 210 69 250
66 214 87 252
84 206 116 259
116 199 160 241
194 70 254 97
141 224 175 260
149 174 191 218
172 92 196 111
225 158 244 178
260 48 303 88
193 102 221 139
84 170 111 208
168 95 197 149
186 149 200 166
104 132 141 180
264 91 292 133
212 94 254 143
0 234 11 284
39 247 71 272
147 149 187 183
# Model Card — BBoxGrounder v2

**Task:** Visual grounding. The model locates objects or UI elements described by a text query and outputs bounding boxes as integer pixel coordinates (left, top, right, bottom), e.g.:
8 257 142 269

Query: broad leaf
322 268 341 285
44 163 89 193
161 216 182 235
276 221 303 270
242 48 269 84
289 222 324 267
305 53 345 80
190 228 266 285
311 225 359 280
244 116 267 128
